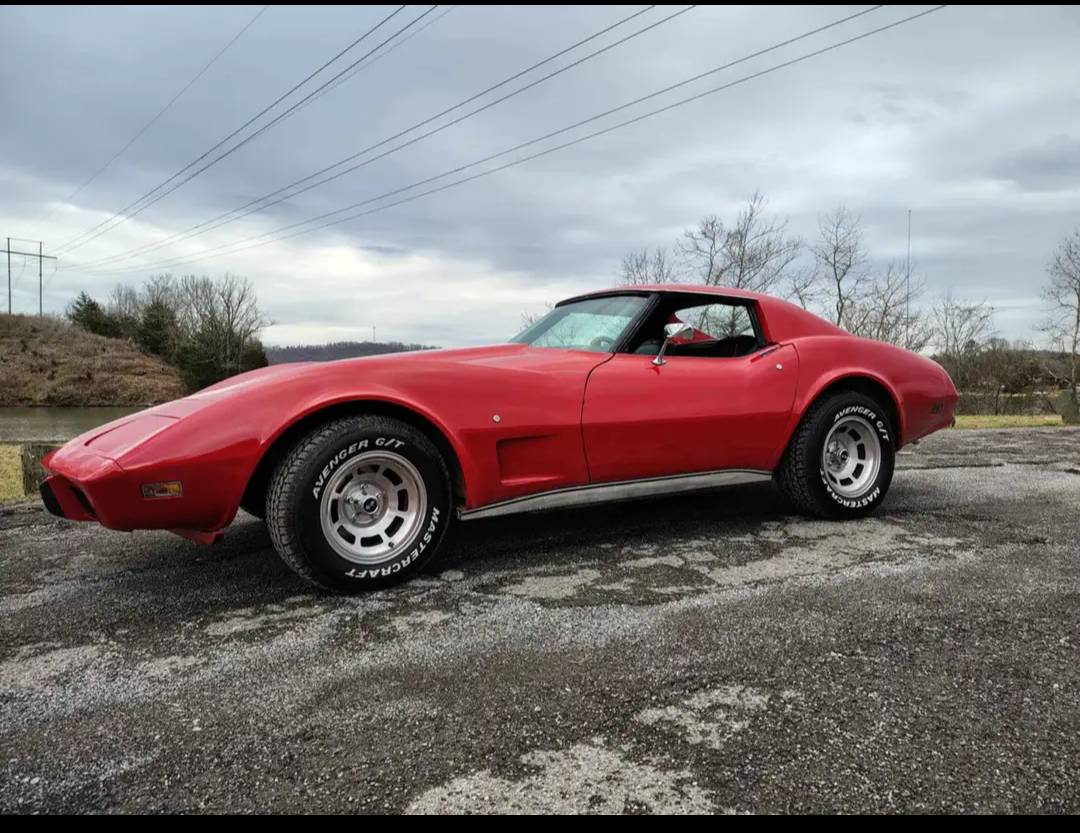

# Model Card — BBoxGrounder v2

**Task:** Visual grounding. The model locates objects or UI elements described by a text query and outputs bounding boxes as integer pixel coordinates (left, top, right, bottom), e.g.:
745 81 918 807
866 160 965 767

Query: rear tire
777 391 895 519
266 415 451 591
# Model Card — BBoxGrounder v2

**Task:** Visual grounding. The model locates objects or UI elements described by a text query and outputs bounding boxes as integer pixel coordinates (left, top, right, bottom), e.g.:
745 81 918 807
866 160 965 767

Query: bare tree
784 265 820 311
174 275 216 341
519 302 554 330
930 291 994 389
107 283 142 319
676 215 725 283
144 273 181 309
164 274 269 382
812 206 869 326
842 262 932 352
105 282 143 337
1042 227 1080 411
932 291 994 357
714 192 801 293
670 194 801 293
619 247 676 286
214 274 267 375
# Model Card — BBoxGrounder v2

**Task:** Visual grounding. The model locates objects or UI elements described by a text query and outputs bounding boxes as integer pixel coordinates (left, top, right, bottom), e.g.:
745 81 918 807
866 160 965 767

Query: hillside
0 314 187 407
266 340 436 364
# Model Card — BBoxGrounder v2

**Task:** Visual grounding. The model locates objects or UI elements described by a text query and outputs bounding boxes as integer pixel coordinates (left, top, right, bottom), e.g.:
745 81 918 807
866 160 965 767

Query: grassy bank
953 414 1064 429
0 314 186 407
0 444 23 502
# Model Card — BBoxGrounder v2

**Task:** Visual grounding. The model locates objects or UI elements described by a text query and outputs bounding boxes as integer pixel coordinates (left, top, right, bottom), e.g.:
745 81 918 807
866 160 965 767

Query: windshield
511 295 648 352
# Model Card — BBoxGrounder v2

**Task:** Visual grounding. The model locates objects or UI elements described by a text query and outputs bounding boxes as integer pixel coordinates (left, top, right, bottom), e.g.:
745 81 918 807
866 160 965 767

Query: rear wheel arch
240 399 467 519
794 374 902 449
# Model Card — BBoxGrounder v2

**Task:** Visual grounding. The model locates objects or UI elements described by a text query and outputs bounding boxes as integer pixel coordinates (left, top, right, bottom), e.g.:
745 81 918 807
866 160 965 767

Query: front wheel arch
240 399 467 519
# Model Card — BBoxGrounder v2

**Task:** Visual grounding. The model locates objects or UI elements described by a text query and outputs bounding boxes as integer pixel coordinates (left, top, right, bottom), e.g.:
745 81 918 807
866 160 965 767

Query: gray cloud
1 4 1078 345
992 135 1080 192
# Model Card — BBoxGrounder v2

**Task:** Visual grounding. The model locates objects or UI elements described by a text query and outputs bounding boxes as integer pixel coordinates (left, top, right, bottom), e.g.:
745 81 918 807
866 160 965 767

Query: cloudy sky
1 4 1077 346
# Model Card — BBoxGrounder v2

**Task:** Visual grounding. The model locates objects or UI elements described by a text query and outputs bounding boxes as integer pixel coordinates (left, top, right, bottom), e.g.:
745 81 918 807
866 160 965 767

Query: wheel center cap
345 484 384 521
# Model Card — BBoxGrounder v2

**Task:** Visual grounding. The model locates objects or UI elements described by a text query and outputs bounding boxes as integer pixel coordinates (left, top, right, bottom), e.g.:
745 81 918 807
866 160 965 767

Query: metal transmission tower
3 238 58 316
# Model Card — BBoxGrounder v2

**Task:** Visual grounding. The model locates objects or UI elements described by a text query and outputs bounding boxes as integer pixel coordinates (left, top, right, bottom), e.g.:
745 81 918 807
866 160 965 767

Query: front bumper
40 476 97 522
40 470 227 546
41 425 241 539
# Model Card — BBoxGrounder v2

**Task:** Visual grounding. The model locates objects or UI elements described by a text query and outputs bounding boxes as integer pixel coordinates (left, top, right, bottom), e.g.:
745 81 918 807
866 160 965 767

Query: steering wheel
589 335 615 352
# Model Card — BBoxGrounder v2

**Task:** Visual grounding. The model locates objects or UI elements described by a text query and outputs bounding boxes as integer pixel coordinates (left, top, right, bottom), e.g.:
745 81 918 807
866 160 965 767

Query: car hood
50 343 606 468
192 343 601 400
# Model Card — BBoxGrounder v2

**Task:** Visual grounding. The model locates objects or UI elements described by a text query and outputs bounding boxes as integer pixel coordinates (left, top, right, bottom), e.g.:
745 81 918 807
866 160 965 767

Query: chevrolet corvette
41 285 958 590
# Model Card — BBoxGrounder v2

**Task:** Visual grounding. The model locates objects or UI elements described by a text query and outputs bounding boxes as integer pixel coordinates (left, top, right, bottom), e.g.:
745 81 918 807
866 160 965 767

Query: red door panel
581 344 799 482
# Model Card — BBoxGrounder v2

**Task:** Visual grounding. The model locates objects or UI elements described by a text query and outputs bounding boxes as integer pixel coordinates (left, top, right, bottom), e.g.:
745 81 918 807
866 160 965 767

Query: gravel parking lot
2 427 1079 813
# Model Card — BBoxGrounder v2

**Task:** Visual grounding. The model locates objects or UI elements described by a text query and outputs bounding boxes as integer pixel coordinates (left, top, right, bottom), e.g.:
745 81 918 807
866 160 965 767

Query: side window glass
675 304 755 340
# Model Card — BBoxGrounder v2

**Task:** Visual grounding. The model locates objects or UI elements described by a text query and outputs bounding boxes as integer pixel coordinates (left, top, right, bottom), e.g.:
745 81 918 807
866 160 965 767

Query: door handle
751 344 781 362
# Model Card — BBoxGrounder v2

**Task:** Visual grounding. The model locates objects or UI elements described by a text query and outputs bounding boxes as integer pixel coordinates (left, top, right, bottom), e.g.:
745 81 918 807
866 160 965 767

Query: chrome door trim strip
458 468 773 521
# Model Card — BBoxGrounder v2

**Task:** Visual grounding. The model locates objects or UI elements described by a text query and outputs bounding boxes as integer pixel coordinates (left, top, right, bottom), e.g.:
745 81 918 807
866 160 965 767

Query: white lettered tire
266 415 451 591
777 391 895 519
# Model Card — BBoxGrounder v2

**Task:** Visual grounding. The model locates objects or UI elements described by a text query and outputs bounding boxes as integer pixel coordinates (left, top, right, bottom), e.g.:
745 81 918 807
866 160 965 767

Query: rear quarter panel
783 335 957 453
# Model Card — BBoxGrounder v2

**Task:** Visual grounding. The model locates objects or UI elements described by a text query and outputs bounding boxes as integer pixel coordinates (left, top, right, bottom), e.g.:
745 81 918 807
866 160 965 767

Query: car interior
625 295 764 358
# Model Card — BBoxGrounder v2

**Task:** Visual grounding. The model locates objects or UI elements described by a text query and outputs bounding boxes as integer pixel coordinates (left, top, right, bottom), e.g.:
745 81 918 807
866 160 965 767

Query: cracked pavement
2 427 1079 813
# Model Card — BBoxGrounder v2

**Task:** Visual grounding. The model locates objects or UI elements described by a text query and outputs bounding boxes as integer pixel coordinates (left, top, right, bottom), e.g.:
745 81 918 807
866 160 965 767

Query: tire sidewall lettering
819 476 881 508
300 429 448 585
311 436 407 501
819 403 892 509
342 506 442 580
831 404 890 444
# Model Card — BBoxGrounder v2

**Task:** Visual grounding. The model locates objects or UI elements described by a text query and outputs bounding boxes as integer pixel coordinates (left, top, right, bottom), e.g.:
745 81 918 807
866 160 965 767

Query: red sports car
41 285 957 591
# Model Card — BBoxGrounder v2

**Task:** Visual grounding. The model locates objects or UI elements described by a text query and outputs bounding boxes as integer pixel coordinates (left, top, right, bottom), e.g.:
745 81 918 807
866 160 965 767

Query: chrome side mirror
653 321 694 366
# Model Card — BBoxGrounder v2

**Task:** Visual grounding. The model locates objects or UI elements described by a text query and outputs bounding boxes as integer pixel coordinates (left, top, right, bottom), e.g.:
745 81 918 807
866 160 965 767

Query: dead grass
0 314 186 406
0 444 23 502
953 414 1064 429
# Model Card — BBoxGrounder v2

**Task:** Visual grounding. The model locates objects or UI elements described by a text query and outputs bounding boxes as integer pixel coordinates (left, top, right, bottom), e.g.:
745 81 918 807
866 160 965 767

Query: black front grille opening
39 481 64 518
70 486 96 518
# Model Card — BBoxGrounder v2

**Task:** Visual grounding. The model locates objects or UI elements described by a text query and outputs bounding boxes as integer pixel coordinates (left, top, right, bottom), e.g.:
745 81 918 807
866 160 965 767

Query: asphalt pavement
2 427 1079 813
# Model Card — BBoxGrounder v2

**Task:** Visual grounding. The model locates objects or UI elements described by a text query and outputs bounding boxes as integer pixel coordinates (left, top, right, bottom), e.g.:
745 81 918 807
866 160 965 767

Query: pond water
0 407 141 443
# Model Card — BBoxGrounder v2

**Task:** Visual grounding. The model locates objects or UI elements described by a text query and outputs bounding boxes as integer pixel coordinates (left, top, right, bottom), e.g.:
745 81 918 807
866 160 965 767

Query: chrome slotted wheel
319 451 427 565
821 415 882 499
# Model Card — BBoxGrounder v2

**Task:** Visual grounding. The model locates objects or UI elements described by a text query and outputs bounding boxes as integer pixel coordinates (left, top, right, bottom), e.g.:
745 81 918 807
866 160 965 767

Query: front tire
266 416 451 591
777 391 895 519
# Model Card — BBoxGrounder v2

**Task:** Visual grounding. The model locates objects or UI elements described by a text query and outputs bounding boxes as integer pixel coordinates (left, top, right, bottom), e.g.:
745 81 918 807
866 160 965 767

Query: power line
54 5 417 256
39 6 270 223
41 257 61 293
302 5 460 112
87 4 895 273
98 5 934 275
11 254 29 290
72 4 672 270
54 5 416 255
46 7 458 289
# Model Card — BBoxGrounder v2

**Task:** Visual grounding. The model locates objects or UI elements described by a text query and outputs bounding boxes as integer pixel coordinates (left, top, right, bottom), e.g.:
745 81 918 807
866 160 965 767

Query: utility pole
1 238 57 316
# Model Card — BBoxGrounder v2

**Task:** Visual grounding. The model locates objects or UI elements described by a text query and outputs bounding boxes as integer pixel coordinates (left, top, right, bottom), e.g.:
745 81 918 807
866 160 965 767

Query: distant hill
0 314 187 407
266 340 437 364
